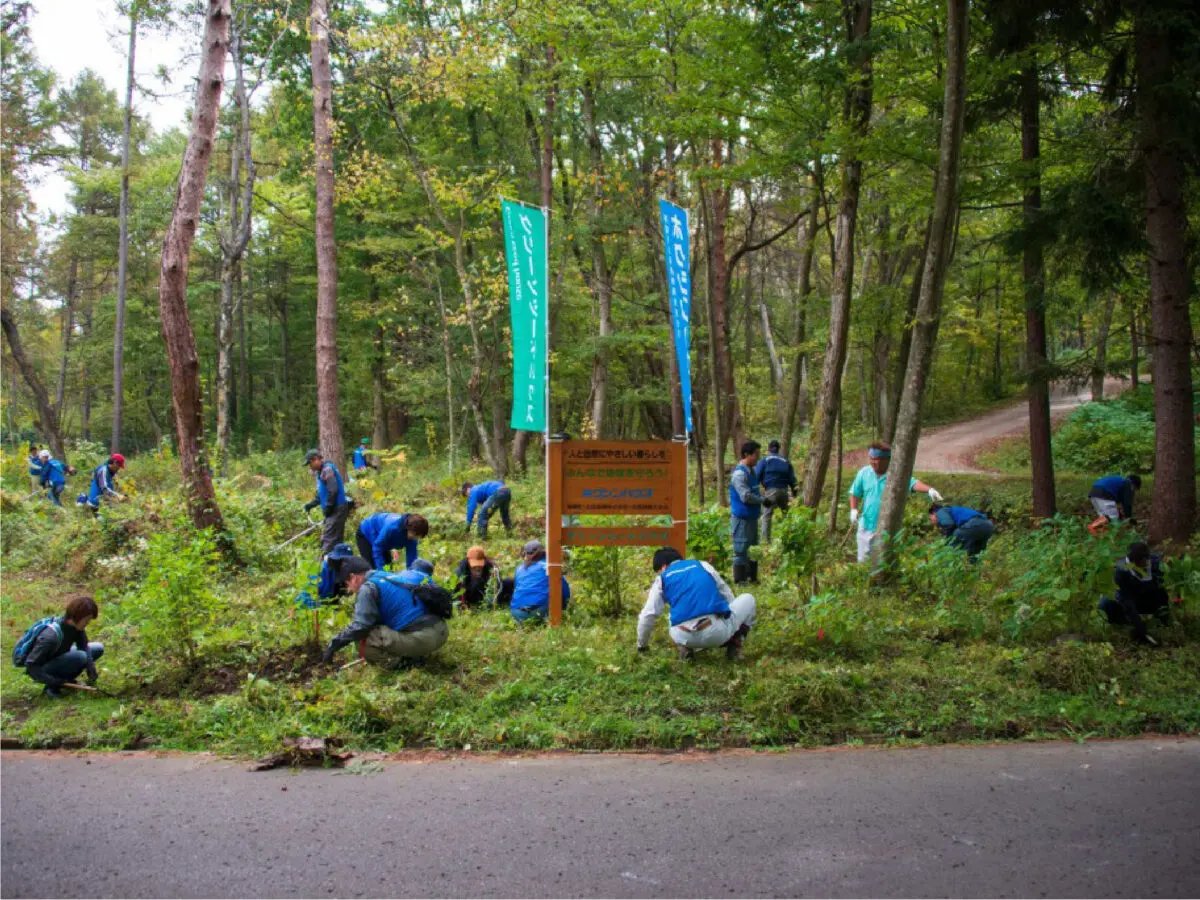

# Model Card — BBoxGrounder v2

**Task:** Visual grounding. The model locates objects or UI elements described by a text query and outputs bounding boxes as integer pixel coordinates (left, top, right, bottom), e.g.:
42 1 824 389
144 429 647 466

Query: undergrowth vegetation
2 443 1197 755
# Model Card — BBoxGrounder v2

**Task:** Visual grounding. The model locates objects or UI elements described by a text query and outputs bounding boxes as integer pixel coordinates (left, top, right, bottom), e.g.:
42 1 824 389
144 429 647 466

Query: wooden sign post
546 436 688 625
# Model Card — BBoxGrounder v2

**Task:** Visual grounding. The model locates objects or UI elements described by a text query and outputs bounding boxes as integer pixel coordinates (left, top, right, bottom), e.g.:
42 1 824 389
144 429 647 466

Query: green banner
503 199 548 432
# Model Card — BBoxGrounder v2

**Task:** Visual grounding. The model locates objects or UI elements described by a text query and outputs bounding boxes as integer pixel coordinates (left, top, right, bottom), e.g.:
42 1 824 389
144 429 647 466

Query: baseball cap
304 449 322 465
411 558 435 576
466 546 487 564
522 540 544 556
110 453 126 468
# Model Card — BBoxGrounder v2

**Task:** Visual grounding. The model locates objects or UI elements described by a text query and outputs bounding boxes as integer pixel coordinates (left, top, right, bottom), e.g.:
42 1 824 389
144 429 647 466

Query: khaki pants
669 594 757 650
363 619 449 667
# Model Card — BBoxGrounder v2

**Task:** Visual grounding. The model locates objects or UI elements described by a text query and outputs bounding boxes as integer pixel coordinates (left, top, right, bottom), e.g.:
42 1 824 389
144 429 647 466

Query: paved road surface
913 379 1127 475
4 739 1198 898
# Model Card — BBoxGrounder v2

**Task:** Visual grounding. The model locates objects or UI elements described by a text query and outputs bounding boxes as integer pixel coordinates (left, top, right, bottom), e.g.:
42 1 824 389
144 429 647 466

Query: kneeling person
1099 542 1170 645
322 558 450 668
637 547 756 660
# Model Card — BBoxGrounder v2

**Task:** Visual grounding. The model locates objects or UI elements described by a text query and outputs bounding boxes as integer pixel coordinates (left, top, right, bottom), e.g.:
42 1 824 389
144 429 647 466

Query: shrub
1052 396 1157 473
688 506 729 570
118 529 224 671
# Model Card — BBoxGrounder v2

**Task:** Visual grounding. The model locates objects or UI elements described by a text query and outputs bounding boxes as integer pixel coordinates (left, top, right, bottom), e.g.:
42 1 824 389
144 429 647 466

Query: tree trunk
434 275 457 476
582 80 614 438
885 218 930 442
1129 300 1139 387
56 257 78 416
311 0 344 471
111 12 136 453
877 0 968 561
157 0 230 532
1136 10 1197 546
1020 61 1056 519
2 308 67 461
780 177 820 454
1092 290 1117 401
801 0 873 508
237 262 249 428
372 321 390 450
708 139 744 456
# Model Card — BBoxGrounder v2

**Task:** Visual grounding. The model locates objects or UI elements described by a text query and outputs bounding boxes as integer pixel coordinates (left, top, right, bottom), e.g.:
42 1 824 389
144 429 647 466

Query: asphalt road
3 739 1198 898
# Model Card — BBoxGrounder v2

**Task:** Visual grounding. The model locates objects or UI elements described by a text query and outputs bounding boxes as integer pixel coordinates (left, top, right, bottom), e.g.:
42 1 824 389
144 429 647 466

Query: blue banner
659 199 693 434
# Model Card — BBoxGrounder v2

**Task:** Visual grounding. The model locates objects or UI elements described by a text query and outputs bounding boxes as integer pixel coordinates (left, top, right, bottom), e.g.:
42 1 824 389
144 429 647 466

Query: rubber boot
732 562 749 585
749 560 759 584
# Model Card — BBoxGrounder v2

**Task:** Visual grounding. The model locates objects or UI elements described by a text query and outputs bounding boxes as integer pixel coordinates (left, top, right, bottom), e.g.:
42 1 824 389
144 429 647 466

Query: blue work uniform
658 559 731 626
352 446 369 471
357 513 419 571
1090 476 1137 520
87 463 119 510
510 558 571 622
933 506 994 559
39 459 67 506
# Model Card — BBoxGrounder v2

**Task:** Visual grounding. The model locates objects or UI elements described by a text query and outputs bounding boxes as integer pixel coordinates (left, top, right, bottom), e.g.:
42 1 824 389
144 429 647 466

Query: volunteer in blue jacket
729 440 764 585
929 503 994 560
355 511 429 571
509 540 571 622
86 453 127 513
755 439 798 543
36 448 74 507
462 480 513 538
322 557 449 667
303 449 352 553
351 437 378 473
637 547 757 661
848 442 942 563
1087 474 1141 536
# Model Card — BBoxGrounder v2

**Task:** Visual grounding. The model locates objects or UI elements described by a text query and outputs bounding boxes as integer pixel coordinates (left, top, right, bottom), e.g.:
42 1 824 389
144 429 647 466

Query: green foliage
118 530 224 671
774 505 823 586
687 506 730 570
570 544 630 619
1052 396 1157 474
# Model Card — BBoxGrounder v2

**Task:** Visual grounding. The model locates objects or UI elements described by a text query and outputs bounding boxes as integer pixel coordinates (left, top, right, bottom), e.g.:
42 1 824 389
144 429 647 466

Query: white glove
849 508 859 526
928 488 944 503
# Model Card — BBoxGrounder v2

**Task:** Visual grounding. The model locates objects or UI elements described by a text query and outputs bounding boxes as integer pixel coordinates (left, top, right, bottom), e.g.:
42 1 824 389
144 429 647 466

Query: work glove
636 645 649 654
323 505 336 518
321 643 338 665
849 508 859 526
762 496 774 509
928 488 944 503
85 662 98 684
303 499 319 513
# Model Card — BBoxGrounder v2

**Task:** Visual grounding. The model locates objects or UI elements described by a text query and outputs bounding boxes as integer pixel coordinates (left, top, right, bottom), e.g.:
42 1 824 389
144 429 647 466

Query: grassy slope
1 447 1197 755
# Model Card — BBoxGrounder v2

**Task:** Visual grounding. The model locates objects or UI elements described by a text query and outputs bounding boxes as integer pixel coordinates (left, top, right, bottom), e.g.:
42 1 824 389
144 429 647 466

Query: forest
2 0 1196 542
0 0 1198 753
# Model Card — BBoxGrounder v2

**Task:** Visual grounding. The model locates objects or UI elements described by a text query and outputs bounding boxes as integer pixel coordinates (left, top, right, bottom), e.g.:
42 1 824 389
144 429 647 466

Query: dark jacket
454 558 499 607
24 617 92 687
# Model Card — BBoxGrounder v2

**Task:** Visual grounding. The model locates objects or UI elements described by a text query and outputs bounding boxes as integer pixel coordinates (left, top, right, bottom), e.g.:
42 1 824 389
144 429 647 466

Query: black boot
749 560 759 584
732 562 749 585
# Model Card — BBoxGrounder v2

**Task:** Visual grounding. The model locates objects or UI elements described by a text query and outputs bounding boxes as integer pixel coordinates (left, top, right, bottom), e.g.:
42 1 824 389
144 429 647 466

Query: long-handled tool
272 512 322 552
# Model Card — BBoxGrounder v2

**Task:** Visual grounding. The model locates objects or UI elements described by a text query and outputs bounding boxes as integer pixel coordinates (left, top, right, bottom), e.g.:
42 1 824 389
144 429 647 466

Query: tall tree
157 0 230 531
1134 0 1197 546
801 0 873 508
111 7 137 452
310 0 344 470
877 0 970 559
215 25 255 470
2 308 66 460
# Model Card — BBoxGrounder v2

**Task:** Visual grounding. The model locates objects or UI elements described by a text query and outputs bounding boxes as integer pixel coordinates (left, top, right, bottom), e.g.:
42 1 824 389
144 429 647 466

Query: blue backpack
12 617 62 668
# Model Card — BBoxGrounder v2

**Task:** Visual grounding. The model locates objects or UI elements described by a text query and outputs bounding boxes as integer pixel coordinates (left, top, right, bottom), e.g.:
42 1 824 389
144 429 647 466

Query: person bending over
355 512 428 572
1099 542 1171 645
929 503 995 560
1088 474 1141 536
462 480 513 538
322 558 450 668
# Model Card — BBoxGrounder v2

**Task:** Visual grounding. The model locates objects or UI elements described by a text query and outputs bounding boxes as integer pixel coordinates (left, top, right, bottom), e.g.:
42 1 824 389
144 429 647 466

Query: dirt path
913 378 1128 475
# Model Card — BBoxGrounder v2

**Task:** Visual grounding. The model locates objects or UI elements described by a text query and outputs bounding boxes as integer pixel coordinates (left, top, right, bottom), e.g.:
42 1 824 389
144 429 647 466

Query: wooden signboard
546 438 688 625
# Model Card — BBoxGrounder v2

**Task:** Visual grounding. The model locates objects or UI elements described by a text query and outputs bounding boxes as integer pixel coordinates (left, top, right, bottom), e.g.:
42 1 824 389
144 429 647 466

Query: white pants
669 594 756 649
856 527 878 563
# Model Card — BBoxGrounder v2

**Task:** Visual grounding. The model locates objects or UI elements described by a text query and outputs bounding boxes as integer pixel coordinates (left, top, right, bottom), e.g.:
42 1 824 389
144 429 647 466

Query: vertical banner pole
547 438 564 626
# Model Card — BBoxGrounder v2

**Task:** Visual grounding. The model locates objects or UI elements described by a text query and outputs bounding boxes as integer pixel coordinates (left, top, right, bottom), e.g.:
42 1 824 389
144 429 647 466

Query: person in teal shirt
847 442 942 562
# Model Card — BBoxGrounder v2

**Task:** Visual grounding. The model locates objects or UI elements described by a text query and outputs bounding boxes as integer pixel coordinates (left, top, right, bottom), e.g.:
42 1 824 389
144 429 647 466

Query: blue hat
411 558 435 576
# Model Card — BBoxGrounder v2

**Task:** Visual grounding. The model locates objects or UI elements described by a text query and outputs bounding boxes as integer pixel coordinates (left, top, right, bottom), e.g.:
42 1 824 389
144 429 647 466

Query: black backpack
413 582 455 620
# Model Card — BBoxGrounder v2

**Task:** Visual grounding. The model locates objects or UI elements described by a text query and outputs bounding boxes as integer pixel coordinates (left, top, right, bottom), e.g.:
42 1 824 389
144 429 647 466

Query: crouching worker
13 595 104 698
929 504 994 560
509 540 570 623
1099 542 1171 646
637 547 756 661
322 558 452 668
1088 474 1141 536
454 545 504 609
